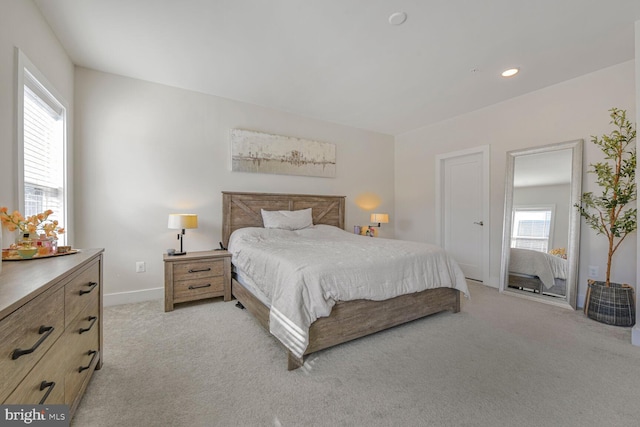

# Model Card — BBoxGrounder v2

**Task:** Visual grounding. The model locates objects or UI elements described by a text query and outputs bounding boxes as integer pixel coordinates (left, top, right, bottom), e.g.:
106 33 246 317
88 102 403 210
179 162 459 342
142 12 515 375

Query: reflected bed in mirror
500 140 583 309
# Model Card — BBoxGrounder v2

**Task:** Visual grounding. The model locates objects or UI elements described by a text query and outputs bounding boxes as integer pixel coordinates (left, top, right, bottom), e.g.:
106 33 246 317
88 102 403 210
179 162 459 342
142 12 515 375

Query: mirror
500 140 583 309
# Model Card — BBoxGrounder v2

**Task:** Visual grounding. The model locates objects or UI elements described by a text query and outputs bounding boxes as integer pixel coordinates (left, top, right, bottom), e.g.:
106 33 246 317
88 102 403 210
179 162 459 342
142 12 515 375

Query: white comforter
509 248 567 289
228 225 470 358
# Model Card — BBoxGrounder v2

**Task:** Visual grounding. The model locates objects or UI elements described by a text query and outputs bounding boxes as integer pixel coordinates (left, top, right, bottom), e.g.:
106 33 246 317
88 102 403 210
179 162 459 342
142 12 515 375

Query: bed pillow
261 208 313 230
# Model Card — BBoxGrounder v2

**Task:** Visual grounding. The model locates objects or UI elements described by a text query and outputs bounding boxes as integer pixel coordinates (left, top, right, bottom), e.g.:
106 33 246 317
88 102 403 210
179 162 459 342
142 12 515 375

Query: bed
222 191 469 370
508 248 567 296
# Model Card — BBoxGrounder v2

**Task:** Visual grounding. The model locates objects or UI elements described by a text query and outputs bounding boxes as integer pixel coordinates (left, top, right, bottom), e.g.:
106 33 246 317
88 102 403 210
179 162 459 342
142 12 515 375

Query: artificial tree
577 107 637 285
576 107 636 326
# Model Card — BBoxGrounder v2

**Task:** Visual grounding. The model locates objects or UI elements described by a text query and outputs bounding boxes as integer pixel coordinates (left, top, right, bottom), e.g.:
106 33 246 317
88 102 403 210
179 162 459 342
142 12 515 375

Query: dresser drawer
63 313 100 405
173 276 226 303
65 260 100 328
0 287 65 403
3 341 66 405
173 259 224 281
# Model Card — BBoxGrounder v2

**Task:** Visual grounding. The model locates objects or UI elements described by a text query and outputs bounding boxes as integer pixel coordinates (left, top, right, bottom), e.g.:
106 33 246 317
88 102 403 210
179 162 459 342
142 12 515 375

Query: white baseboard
104 287 163 307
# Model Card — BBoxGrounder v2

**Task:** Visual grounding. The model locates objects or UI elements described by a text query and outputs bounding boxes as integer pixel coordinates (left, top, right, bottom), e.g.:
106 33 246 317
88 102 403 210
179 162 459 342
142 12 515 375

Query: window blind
511 209 552 252
22 69 65 229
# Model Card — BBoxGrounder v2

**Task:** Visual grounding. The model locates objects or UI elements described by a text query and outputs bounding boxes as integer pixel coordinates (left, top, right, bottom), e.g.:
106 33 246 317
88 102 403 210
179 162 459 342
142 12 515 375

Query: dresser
0 248 103 418
164 250 231 311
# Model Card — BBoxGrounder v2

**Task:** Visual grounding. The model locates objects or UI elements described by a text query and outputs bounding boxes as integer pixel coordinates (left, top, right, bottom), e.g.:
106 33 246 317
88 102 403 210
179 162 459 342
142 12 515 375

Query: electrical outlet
136 261 145 273
588 265 599 277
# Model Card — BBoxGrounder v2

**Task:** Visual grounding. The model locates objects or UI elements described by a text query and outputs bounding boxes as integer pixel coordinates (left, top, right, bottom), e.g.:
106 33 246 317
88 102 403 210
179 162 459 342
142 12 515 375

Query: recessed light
501 68 519 77
389 11 407 25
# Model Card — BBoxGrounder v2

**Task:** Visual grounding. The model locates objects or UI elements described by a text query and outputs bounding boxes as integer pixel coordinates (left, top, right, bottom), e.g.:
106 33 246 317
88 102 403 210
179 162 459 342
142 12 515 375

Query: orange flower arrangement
0 207 65 239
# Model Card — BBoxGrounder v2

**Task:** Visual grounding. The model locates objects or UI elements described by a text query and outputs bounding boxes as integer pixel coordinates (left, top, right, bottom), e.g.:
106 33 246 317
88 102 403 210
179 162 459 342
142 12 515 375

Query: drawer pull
38 381 56 404
11 326 55 360
79 350 98 373
188 267 211 273
79 316 98 334
79 281 98 295
188 283 211 290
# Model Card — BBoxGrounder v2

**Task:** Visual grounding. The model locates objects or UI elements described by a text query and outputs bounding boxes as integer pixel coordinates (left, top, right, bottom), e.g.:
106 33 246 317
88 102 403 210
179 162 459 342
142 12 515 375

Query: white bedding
509 248 567 289
228 224 470 358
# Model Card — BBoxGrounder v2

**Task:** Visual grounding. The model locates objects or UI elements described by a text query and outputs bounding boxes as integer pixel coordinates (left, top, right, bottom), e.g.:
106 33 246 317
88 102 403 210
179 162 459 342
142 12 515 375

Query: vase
585 280 636 327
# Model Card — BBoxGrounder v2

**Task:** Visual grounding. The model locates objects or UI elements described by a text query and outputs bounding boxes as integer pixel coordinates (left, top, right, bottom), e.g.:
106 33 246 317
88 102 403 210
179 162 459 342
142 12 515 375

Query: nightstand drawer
173 259 224 281
173 276 226 303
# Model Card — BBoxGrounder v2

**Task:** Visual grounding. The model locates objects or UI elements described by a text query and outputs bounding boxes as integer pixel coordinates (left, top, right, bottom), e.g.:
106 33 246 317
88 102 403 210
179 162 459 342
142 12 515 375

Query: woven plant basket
584 280 636 327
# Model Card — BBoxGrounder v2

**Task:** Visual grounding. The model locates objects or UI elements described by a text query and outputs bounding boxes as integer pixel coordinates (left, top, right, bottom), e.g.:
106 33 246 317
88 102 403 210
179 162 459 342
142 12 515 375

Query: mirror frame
499 139 583 309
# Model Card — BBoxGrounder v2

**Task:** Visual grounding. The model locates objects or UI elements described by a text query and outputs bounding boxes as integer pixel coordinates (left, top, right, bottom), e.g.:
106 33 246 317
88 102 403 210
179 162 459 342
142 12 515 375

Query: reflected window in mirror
511 206 554 252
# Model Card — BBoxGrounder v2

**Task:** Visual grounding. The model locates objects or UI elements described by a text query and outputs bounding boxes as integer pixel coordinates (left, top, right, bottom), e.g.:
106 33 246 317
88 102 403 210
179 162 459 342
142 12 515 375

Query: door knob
473 221 484 226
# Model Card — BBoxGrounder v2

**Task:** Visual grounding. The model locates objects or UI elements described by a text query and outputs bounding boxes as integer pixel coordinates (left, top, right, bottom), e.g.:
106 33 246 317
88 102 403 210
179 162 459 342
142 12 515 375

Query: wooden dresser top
0 248 104 320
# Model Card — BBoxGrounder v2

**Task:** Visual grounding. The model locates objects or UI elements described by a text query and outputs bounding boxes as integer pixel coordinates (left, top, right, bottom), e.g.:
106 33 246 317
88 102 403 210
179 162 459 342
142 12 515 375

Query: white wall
395 61 637 307
74 68 395 303
0 0 74 247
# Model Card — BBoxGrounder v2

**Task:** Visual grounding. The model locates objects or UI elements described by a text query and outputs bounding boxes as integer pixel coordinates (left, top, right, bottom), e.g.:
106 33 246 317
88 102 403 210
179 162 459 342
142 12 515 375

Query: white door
437 147 488 282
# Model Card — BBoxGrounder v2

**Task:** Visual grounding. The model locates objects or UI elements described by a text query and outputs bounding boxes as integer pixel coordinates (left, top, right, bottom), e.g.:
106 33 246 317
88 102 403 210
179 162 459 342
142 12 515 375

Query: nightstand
163 250 232 312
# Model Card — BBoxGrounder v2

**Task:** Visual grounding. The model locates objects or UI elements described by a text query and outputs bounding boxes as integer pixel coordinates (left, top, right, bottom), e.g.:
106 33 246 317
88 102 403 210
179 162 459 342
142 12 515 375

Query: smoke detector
389 12 407 26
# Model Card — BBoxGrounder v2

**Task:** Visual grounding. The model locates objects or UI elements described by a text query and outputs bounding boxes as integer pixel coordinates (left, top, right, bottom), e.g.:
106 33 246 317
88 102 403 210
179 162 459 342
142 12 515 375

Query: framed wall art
230 129 336 178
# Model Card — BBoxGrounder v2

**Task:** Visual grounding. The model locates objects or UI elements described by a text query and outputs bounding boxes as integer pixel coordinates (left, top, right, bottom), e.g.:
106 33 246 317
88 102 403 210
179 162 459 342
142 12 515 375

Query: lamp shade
370 213 389 224
168 214 198 230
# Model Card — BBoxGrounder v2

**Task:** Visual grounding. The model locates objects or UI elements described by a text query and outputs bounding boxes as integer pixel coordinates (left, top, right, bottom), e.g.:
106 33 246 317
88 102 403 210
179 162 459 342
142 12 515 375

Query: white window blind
511 208 552 252
21 67 66 241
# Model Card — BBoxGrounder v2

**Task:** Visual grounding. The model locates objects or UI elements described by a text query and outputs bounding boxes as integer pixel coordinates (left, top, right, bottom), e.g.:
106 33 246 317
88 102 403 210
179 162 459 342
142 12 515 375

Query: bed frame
222 191 461 370
508 273 567 297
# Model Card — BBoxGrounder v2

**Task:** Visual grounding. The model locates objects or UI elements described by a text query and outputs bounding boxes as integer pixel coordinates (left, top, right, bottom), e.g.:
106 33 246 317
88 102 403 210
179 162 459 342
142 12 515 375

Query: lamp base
171 251 186 256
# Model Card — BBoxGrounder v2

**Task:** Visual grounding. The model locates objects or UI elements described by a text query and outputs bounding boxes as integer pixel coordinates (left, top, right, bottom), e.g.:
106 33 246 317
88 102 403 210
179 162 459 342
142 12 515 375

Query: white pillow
261 208 313 230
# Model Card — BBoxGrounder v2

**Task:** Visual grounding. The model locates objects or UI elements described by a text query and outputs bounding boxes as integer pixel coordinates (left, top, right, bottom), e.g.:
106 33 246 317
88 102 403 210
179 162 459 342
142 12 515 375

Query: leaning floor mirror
500 139 583 309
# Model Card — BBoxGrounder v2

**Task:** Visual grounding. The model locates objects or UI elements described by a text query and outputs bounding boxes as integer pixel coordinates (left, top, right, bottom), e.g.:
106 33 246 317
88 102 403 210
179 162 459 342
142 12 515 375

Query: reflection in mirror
500 140 583 309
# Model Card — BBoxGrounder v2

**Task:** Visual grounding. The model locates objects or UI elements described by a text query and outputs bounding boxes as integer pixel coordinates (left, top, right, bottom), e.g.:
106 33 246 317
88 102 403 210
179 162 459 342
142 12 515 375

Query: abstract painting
230 129 336 178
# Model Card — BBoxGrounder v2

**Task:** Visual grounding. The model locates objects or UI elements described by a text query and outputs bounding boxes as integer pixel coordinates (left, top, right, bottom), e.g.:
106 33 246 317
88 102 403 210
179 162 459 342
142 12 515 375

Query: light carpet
72 282 640 426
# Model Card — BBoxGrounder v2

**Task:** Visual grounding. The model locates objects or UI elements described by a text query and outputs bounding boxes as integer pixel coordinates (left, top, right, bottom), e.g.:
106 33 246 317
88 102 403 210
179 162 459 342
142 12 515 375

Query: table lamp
168 214 198 255
370 213 389 228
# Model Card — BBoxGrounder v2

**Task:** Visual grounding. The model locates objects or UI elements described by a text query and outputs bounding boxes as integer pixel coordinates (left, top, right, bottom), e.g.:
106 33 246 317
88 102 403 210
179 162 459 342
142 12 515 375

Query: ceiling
34 0 640 136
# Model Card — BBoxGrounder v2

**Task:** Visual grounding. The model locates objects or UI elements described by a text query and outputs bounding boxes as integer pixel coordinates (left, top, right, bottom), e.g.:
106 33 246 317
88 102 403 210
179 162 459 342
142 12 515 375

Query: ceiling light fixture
388 11 407 25
501 68 519 77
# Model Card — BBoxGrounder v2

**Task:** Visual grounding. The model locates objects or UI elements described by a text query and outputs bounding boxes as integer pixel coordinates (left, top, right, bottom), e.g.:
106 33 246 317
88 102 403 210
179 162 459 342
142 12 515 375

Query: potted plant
576 107 636 326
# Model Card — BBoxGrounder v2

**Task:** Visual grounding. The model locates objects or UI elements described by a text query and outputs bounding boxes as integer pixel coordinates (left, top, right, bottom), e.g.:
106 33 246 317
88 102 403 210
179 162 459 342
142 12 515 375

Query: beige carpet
72 282 640 426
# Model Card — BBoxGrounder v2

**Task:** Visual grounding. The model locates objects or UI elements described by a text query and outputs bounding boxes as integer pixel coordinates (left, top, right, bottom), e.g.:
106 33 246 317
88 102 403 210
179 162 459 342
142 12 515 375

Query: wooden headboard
222 192 346 247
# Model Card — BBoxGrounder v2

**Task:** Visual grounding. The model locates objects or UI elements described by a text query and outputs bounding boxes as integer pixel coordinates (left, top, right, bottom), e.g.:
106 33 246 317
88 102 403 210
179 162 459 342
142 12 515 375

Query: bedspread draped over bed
228 224 470 358
509 248 567 289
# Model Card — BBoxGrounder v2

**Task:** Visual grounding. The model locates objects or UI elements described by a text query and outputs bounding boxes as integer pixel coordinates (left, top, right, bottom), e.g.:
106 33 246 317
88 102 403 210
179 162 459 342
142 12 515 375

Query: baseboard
104 287 163 307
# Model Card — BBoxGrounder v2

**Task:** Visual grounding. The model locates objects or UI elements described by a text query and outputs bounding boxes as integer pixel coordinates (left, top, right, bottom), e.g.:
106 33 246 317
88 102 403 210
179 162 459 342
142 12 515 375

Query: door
437 147 489 282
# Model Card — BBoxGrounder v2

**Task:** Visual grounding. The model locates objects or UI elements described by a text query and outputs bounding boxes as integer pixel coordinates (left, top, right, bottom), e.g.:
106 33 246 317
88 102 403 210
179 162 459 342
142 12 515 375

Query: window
18 51 68 244
511 207 554 252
